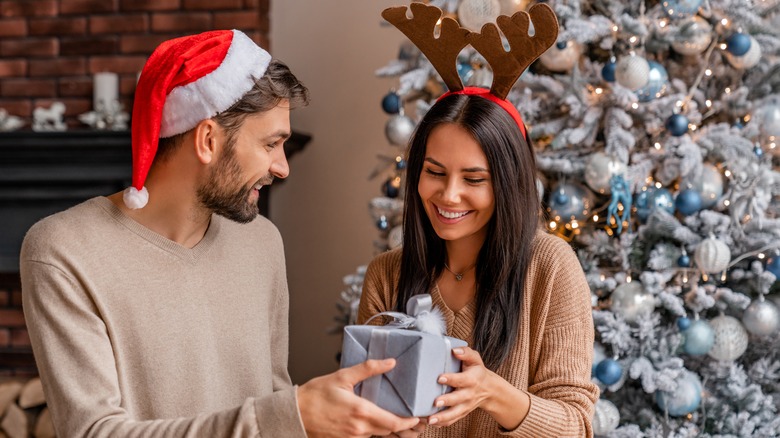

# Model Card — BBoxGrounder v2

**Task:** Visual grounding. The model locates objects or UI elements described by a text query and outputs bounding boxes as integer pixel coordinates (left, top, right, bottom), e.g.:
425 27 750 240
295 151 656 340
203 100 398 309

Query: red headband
437 86 527 139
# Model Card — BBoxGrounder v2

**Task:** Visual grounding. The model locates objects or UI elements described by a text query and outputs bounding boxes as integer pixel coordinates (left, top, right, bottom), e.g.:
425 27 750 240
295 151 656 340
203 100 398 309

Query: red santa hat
123 29 271 209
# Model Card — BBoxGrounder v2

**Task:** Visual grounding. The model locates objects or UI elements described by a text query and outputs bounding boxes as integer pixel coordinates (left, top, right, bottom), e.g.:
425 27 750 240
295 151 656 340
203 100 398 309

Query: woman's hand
427 347 495 427
380 419 427 437
428 347 530 430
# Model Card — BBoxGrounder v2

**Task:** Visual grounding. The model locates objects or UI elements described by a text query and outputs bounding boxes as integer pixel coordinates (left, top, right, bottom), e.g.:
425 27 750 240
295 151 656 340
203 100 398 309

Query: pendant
455 273 463 281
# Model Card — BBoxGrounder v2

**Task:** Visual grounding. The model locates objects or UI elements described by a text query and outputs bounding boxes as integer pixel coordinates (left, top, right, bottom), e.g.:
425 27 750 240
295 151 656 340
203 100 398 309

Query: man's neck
107 189 212 249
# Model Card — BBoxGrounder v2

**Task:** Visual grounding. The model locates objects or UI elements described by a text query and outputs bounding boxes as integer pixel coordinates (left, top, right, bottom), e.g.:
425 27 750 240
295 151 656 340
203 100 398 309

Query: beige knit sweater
358 230 599 438
20 197 307 437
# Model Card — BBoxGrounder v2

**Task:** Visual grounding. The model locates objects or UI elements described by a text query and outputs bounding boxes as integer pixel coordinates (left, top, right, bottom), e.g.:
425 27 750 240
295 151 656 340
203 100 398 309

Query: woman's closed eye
425 168 445 177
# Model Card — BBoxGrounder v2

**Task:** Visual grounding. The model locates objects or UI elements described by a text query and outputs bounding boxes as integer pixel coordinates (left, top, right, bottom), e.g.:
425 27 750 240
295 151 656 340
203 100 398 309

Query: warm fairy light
618 204 624 212
600 274 606 281
632 103 639 109
770 142 777 149
725 87 731 94
655 182 662 188
705 69 712 76
654 142 662 149
705 100 712 108
659 19 667 28
758 253 766 259
612 25 619 32
689 124 697 131
571 220 579 229
702 273 709 282
721 271 727 282
720 43 728 50
593 214 600 221
724 169 732 177
770 135 776 141
676 100 683 108
744 214 752 222
549 221 557 229
627 276 632 283
629 36 638 44
724 199 731 206
721 18 729 26
595 87 603 95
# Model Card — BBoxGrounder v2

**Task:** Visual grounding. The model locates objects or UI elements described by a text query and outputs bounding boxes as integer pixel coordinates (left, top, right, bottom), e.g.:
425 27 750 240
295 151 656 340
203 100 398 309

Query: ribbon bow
366 294 446 337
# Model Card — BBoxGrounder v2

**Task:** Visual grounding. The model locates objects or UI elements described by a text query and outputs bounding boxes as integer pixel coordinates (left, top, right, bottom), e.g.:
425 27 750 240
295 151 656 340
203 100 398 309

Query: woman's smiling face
417 123 495 245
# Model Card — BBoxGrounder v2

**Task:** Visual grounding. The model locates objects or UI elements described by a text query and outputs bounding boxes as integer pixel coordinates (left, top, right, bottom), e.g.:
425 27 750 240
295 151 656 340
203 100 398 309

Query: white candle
94 72 118 110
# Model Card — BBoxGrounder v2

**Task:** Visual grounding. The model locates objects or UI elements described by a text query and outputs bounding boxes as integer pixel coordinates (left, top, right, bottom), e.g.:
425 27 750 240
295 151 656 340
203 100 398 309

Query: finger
433 388 473 410
352 400 420 435
411 422 427 433
428 403 471 427
340 358 396 386
451 346 484 366
437 367 479 389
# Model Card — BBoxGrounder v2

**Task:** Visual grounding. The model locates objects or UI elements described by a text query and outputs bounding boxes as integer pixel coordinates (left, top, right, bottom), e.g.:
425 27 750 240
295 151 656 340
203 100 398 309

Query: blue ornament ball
765 256 780 279
376 216 389 231
655 370 702 416
381 92 401 114
556 41 567 50
675 189 702 216
382 179 400 198
662 0 703 18
457 62 474 84
547 183 592 221
636 61 669 102
754 145 764 158
726 32 752 57
677 316 691 330
683 319 715 355
395 158 407 170
595 359 623 385
634 188 655 223
602 60 616 82
666 114 689 137
649 188 675 215
677 254 691 267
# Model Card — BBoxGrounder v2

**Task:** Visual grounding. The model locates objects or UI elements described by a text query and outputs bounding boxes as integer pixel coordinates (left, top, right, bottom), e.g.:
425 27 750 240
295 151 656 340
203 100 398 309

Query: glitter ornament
695 164 724 208
595 358 622 385
584 152 627 194
615 54 649 91
636 61 669 102
741 296 780 336
724 36 761 70
385 114 416 146
661 0 703 18
592 399 620 435
655 370 702 416
671 16 712 56
610 282 655 323
539 40 581 72
708 315 748 361
458 0 501 31
682 319 714 355
547 182 593 221
694 236 731 274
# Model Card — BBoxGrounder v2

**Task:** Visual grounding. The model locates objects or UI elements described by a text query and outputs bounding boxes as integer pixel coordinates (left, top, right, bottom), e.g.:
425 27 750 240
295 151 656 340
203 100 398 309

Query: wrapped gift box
340 295 467 417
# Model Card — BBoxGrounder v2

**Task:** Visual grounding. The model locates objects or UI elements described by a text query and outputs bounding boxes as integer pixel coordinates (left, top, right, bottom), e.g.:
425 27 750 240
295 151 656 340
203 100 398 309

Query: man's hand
297 358 421 438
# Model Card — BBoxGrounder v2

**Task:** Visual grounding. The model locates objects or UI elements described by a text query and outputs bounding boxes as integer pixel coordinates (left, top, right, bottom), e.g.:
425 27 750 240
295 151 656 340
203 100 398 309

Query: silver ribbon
365 294 438 334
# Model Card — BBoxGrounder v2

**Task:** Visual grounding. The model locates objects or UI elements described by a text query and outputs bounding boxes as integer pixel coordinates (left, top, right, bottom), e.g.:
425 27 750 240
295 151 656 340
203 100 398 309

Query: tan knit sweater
20 197 307 437
358 230 599 438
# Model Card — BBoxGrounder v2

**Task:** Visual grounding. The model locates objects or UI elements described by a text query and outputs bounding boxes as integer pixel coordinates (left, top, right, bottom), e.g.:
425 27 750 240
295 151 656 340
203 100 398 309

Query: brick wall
0 273 34 378
0 0 270 129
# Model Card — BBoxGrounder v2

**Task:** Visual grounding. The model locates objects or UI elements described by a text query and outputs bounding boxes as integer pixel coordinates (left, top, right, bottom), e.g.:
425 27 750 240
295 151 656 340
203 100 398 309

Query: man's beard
197 148 274 224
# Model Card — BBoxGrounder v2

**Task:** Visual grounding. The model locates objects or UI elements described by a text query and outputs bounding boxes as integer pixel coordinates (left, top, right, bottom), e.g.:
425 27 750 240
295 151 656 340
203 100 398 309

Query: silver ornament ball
695 164 724 208
539 41 581 72
458 0 501 31
694 236 731 274
592 399 620 435
615 54 650 91
671 16 712 56
610 282 655 323
385 115 416 146
742 297 780 336
584 152 627 194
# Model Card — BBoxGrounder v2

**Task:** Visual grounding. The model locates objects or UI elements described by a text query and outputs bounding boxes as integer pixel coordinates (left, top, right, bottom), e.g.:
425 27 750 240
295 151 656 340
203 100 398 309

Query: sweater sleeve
500 238 599 438
21 257 306 438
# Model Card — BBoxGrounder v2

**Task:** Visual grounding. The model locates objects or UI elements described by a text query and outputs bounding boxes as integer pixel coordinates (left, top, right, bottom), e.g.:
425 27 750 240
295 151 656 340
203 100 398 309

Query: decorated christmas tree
336 0 780 435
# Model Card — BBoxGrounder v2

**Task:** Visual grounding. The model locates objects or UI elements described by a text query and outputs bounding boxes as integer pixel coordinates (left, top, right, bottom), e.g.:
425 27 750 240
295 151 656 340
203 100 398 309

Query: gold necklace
443 262 476 281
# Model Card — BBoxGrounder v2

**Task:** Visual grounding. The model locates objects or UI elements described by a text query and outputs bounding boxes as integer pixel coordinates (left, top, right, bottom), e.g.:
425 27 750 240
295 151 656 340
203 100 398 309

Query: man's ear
193 119 222 165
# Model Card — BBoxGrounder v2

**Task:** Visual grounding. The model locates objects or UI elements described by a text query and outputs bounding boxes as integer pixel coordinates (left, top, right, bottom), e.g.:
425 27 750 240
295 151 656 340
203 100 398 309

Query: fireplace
0 129 309 376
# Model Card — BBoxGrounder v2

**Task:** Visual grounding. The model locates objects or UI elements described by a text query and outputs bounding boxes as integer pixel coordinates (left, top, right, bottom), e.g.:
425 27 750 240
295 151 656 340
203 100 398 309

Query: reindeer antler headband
382 3 559 137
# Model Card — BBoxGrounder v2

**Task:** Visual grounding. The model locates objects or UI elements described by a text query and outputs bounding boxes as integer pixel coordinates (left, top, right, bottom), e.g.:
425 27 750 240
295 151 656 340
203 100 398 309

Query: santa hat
123 29 271 209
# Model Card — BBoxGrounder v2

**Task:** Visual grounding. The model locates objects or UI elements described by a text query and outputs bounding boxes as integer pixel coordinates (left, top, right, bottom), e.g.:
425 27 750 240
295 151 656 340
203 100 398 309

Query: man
20 30 421 437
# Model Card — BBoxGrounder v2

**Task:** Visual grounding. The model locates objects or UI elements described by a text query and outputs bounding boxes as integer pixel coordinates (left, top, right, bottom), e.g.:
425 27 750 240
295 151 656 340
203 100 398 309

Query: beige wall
270 1 406 383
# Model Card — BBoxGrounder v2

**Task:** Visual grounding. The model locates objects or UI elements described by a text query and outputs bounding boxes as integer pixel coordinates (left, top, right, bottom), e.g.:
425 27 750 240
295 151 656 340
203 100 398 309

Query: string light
593 214 599 221
725 87 731 94
724 199 731 206
721 18 729 26
758 253 766 259
705 99 712 108
705 69 712 76
549 221 557 230
655 182 662 188
654 142 662 149
595 87 603 95
632 103 639 109
720 43 728 50
724 170 732 177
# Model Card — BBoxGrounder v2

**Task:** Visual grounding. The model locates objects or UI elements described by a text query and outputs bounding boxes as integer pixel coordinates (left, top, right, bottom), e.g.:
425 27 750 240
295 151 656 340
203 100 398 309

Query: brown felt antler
468 3 559 99
382 3 470 93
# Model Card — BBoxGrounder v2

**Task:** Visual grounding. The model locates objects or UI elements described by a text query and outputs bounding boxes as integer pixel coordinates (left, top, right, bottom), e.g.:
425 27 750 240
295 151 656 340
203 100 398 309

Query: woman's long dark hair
396 94 539 371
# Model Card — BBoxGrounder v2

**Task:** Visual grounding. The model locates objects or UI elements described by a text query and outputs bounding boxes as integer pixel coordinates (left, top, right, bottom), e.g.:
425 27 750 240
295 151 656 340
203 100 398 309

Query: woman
358 93 599 437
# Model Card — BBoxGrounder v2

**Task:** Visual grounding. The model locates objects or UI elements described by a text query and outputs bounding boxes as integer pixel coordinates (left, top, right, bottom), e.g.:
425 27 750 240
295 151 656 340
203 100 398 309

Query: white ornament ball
742 297 780 336
610 282 655 323
615 54 650 91
725 36 761 70
584 152 627 194
385 115 416 146
592 399 620 435
708 315 749 361
539 41 581 72
695 164 724 209
458 0 501 31
388 225 404 250
498 0 529 15
756 100 780 138
694 236 731 274
671 16 712 56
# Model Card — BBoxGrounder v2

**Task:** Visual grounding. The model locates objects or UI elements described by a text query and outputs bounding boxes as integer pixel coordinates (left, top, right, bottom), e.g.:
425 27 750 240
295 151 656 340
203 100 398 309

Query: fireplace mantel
0 129 310 273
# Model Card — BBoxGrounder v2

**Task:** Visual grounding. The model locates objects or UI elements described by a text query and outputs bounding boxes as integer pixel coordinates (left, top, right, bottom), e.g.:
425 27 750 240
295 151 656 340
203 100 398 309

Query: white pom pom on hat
124 29 271 209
